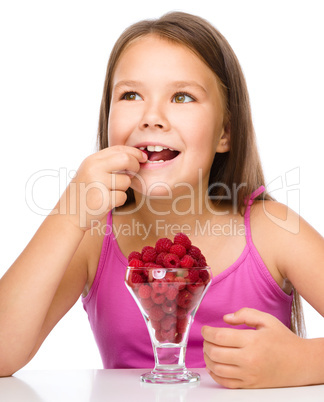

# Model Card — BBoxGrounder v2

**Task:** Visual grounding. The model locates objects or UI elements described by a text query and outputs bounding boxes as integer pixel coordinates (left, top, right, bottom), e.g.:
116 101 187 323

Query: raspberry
161 327 177 342
173 276 186 290
140 269 149 282
128 258 143 268
163 253 180 268
141 246 153 254
187 278 204 295
127 251 142 262
155 238 173 253
169 244 186 258
144 263 163 268
156 252 168 266
150 319 161 331
177 289 194 309
175 333 183 343
197 256 207 267
174 233 191 250
162 299 177 314
177 317 189 333
161 315 176 330
138 284 152 299
186 269 200 282
151 290 166 304
155 330 165 343
149 305 165 321
180 254 194 268
165 272 177 282
141 297 154 311
142 247 157 263
128 272 144 286
165 284 178 301
187 246 202 260
199 269 210 283
152 280 168 294
176 308 187 319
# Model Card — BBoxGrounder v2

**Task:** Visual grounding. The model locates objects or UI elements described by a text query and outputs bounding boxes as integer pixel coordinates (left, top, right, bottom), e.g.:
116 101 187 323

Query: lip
133 142 179 151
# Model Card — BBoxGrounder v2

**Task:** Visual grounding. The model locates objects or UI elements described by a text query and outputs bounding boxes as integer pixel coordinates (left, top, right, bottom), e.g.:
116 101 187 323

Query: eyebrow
169 80 207 94
113 80 207 94
113 80 144 90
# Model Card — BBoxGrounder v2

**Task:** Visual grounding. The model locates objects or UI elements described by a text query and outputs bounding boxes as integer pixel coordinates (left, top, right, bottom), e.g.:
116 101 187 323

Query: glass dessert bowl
125 266 212 384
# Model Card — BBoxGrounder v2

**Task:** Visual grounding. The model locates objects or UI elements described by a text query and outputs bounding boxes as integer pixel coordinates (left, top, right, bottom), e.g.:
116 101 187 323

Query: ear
216 121 231 153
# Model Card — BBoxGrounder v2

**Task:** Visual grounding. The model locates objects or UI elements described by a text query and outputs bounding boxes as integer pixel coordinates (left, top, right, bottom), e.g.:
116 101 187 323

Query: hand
202 308 305 389
55 145 147 231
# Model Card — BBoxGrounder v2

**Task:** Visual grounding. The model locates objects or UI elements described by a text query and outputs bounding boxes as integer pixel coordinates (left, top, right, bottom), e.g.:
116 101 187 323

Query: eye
172 92 195 103
121 92 142 101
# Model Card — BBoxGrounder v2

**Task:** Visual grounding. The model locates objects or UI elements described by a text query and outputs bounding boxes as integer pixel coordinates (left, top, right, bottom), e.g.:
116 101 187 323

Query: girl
0 11 323 389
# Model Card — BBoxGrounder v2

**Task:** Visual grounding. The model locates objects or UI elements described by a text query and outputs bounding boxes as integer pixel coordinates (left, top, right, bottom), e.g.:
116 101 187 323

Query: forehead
112 34 218 86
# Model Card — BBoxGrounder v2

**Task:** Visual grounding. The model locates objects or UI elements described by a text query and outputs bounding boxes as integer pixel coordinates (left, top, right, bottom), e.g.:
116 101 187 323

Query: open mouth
138 145 180 164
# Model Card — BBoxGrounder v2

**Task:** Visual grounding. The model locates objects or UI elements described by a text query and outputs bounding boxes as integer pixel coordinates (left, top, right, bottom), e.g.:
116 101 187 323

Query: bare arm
202 201 324 388
0 146 147 376
0 214 85 376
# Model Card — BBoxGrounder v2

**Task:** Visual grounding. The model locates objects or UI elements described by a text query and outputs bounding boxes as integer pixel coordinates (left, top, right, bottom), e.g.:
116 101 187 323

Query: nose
139 101 170 131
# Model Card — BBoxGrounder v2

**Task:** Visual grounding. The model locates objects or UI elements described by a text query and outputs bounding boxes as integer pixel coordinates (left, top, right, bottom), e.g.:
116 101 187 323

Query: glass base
141 368 200 384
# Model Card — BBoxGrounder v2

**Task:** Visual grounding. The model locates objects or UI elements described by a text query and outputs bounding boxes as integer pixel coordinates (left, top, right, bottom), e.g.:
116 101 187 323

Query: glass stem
153 345 187 373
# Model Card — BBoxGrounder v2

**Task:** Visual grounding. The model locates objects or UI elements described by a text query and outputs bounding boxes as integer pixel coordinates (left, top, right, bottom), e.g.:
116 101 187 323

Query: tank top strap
244 185 265 246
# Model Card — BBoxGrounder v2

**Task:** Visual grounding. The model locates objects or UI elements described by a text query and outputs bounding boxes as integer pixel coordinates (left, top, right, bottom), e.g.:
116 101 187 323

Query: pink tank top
82 186 293 368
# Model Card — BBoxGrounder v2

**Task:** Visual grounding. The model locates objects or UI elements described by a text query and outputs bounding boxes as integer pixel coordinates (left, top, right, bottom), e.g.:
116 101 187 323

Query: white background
0 0 323 370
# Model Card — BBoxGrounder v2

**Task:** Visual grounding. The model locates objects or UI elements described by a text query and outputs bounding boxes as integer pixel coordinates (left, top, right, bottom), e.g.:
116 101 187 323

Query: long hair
96 11 305 337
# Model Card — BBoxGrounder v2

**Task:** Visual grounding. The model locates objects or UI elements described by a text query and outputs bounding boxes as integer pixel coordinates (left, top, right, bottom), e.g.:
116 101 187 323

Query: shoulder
250 200 300 235
250 200 324 281
250 200 322 243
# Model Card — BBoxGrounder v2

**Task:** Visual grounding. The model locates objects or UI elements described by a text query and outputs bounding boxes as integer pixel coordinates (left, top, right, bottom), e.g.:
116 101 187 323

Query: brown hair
98 11 269 211
96 11 305 337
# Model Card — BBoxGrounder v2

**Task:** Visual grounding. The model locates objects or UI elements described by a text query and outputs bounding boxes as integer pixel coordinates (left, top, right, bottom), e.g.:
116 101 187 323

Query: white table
1 368 324 401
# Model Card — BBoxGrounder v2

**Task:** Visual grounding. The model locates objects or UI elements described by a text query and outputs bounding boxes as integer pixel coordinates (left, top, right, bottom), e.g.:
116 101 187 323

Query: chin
131 178 173 199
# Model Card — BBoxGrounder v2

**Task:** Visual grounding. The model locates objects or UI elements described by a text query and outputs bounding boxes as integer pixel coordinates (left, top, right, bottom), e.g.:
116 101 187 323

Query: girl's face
108 35 228 198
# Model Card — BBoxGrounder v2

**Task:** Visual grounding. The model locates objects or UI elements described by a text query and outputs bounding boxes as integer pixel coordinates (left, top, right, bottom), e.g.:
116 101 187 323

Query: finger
203 341 241 366
98 145 147 163
110 190 128 209
83 173 131 193
105 153 146 177
201 326 250 348
223 308 276 329
206 368 244 389
108 173 133 191
204 353 243 387
81 147 147 181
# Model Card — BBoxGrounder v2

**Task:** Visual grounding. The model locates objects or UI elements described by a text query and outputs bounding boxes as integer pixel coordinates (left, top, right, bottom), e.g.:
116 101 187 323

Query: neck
123 187 224 241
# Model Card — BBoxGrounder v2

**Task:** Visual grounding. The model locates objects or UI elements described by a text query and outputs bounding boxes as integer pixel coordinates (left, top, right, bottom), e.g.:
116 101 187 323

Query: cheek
108 112 127 146
176 106 223 146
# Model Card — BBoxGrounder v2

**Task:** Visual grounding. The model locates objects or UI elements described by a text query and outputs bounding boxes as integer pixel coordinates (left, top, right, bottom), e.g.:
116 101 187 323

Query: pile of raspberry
128 232 207 269
126 233 210 344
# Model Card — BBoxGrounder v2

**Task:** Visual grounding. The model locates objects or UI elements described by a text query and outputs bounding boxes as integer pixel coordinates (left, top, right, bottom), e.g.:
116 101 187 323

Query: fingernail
141 151 148 161
224 313 235 319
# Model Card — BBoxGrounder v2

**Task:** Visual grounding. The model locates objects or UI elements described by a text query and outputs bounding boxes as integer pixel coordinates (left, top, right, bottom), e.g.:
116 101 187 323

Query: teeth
145 145 171 152
155 145 164 152
146 145 155 152
146 159 165 164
